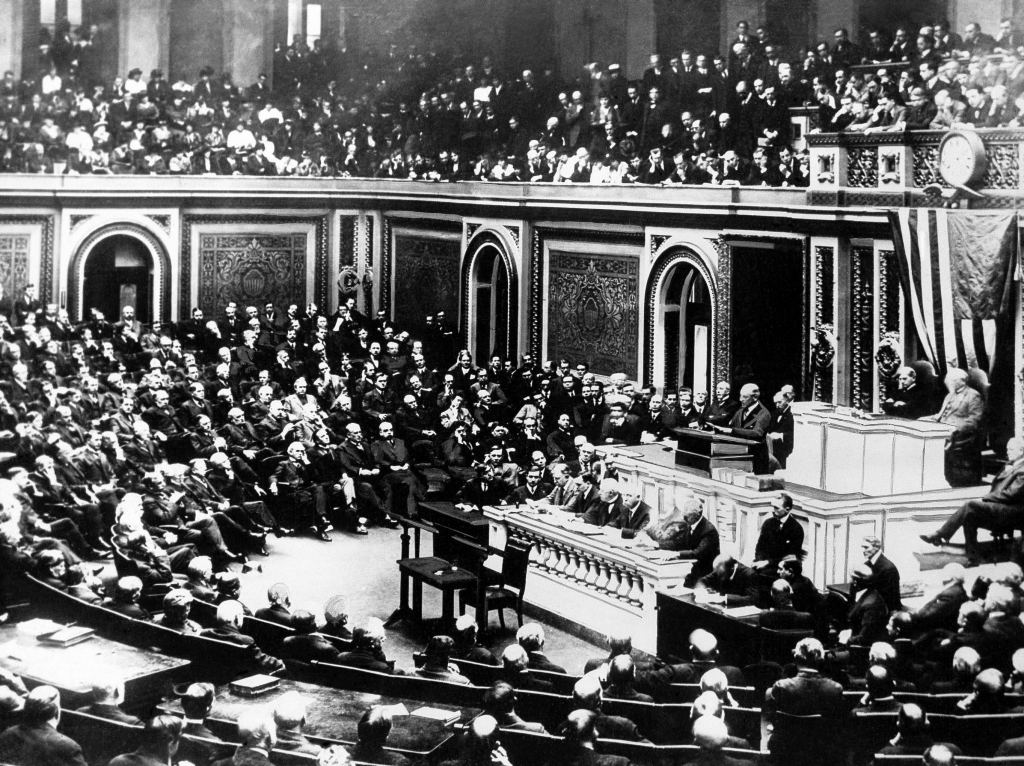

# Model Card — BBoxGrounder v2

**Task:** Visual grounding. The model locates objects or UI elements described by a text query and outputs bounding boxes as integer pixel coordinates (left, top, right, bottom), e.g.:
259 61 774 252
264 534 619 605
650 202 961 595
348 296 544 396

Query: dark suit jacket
573 488 621 527
754 514 804 563
212 746 274 766
0 721 88 766
595 712 648 742
848 589 889 646
913 582 967 632
650 517 720 584
697 562 760 605
254 604 294 627
280 634 343 663
76 703 142 726
997 736 1024 756
336 647 392 673
729 401 772 474
766 669 845 717
545 746 630 766
863 554 902 611
527 650 567 674
704 397 739 427
606 499 651 531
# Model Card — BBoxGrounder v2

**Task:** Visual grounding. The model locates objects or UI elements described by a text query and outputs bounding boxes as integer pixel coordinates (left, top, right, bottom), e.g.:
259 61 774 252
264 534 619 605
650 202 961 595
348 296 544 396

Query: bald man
711 382 772 473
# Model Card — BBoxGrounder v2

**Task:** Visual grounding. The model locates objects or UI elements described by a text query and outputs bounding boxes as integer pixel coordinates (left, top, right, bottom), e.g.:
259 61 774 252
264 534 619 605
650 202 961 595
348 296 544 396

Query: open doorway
660 262 712 394
81 234 153 323
470 245 510 364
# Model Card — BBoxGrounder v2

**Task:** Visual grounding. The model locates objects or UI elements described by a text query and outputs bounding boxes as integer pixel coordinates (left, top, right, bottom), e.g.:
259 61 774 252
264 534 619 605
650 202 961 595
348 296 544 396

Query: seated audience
108 714 183 766
350 707 409 765
517 622 567 674
482 681 547 732
272 691 322 756
415 635 471 684
76 678 141 725
0 685 86 766
212 709 276 766
280 609 343 663
548 709 630 766
254 581 295 626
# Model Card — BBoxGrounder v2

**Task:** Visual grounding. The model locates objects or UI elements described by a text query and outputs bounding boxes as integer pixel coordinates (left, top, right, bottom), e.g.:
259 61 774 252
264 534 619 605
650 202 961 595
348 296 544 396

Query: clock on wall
937 129 988 188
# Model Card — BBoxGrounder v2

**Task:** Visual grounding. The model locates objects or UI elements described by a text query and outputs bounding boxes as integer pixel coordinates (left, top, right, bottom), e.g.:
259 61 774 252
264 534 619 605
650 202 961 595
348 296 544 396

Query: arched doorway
470 245 510 364
81 235 154 322
660 262 712 393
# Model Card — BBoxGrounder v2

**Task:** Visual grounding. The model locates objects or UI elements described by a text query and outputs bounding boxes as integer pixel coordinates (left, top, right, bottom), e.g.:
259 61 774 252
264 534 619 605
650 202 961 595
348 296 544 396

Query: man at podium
709 383 772 474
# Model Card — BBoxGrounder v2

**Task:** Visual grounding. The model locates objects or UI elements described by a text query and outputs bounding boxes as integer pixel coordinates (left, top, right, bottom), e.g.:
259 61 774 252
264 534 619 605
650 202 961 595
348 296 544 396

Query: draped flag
887 208 1017 375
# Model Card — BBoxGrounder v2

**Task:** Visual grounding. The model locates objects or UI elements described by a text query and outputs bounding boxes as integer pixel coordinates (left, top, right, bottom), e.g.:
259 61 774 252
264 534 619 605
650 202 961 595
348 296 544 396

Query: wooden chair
242 614 295 654
458 540 530 628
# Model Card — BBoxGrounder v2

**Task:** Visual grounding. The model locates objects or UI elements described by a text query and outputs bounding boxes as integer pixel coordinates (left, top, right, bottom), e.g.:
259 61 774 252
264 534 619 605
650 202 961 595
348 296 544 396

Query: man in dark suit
882 366 936 419
841 565 890 647
0 685 87 766
571 676 649 743
697 554 761 606
638 499 720 586
370 420 426 518
279 610 342 663
597 399 641 446
921 437 1024 563
605 488 651 532
211 710 276 766
545 709 630 766
712 382 771 474
912 563 968 633
691 715 748 766
269 441 332 541
573 477 625 527
752 492 804 573
76 679 141 726
768 391 794 469
854 535 902 611
703 381 739 427
878 703 962 756
254 582 294 627
336 624 393 673
517 623 567 674
778 556 820 615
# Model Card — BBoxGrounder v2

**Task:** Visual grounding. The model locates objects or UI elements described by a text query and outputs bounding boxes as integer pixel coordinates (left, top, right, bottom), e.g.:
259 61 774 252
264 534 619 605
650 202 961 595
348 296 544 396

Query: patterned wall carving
146 215 172 235
711 237 732 393
381 218 392 315
339 216 357 270
547 251 639 376
0 233 31 309
847 147 878 188
529 227 543 360
981 144 1020 190
69 214 92 233
393 234 462 335
363 216 375 314
0 216 55 306
181 215 328 317
912 145 940 187
813 246 835 402
850 245 875 411
197 234 309 316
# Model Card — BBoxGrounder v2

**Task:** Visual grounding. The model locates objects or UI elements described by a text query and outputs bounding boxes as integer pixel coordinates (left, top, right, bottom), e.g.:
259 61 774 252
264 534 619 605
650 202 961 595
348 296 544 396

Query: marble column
118 0 168 79
223 0 275 87
0 0 26 79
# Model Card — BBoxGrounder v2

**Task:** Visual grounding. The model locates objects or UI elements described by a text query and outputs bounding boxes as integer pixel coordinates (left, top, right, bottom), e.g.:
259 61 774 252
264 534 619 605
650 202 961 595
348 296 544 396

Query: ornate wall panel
0 232 31 307
981 144 1020 190
339 216 357 268
181 215 328 317
197 233 309 316
847 147 878 188
911 145 940 187
393 234 462 334
850 245 875 411
547 251 639 376
712 238 732 391
813 246 835 402
0 216 55 305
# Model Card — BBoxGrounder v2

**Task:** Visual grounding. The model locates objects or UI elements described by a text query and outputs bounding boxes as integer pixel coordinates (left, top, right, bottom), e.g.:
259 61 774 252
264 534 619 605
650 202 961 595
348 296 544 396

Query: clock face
938 131 984 187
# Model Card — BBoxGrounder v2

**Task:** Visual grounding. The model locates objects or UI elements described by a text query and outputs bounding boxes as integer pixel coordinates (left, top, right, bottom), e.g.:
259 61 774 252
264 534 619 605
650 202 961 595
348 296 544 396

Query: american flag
888 208 1017 375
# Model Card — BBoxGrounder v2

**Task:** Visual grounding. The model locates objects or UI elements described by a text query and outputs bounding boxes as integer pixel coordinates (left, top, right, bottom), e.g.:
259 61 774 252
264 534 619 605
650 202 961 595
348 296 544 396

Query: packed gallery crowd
2 16 1023 185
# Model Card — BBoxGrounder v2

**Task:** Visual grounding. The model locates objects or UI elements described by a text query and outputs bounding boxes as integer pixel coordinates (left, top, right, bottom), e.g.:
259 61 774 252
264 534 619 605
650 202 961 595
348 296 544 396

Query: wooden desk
162 678 473 756
0 623 191 709
397 556 478 633
656 592 762 667
484 509 692 654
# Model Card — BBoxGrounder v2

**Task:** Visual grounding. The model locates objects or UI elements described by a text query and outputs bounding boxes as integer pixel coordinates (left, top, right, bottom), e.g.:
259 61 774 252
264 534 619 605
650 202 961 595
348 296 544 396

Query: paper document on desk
724 605 763 618
381 703 409 717
694 591 726 604
411 706 460 724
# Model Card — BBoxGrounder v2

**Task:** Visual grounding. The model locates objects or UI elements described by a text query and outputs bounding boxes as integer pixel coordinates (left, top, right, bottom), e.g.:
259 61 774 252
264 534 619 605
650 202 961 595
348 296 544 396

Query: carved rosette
529 227 543 361
381 217 393 315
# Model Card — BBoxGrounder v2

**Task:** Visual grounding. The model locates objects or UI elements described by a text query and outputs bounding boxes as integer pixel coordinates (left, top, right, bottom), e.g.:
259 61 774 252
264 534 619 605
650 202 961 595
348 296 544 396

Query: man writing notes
636 498 719 586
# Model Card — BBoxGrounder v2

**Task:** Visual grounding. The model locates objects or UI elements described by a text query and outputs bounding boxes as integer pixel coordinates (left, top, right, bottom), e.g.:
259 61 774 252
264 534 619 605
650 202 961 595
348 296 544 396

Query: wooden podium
673 428 758 476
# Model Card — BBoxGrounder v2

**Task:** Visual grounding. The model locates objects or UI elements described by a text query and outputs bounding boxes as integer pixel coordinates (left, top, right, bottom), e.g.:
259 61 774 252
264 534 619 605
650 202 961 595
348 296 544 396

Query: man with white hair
217 709 276 765
912 563 968 632
925 367 985 487
710 382 771 474
517 622 567 674
922 437 1024 562
574 477 624 526
272 691 321 756
605 483 651 532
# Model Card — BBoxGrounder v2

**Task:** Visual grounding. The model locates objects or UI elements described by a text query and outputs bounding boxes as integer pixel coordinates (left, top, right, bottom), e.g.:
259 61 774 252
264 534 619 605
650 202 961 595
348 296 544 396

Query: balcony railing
804 128 1024 192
